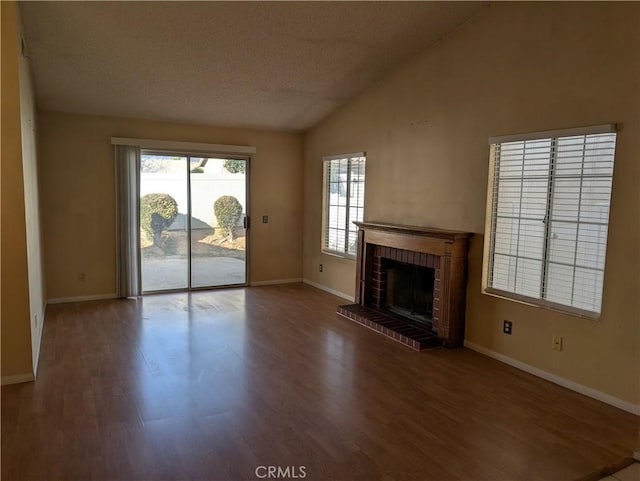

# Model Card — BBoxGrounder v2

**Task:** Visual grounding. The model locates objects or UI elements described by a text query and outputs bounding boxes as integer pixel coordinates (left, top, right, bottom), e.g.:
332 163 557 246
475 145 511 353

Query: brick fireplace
337 222 471 350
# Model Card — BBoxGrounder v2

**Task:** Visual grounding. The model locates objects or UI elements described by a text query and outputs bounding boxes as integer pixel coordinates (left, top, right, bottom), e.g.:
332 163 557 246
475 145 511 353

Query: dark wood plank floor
2 284 637 481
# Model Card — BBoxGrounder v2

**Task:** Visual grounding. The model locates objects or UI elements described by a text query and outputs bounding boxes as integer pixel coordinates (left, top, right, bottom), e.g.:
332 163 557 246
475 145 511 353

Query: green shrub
214 195 243 240
190 166 204 173
140 193 178 246
223 159 246 174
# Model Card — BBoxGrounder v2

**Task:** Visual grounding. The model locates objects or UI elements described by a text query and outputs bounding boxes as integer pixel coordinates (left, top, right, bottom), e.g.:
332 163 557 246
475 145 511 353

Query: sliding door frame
140 148 250 294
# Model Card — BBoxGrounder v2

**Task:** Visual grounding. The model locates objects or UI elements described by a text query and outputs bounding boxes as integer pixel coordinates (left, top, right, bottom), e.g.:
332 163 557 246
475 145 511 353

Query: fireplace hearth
337 222 471 350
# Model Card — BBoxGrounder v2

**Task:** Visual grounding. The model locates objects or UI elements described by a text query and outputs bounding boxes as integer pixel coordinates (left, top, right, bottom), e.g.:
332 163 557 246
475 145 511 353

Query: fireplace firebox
337 222 471 350
384 260 435 325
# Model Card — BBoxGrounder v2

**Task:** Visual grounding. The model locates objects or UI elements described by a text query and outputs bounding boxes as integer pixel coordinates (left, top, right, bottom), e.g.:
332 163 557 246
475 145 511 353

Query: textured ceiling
20 1 486 132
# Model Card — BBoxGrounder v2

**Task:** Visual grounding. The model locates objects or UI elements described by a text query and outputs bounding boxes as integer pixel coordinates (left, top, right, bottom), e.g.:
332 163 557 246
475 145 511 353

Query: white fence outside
140 172 246 229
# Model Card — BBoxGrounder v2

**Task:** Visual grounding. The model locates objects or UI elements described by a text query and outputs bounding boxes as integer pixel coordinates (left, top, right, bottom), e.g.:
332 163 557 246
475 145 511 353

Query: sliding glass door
139 152 248 293
140 154 189 291
190 157 247 288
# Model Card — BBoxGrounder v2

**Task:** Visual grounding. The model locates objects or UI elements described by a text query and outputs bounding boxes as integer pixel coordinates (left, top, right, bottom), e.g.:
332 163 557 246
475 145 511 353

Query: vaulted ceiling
20 1 486 132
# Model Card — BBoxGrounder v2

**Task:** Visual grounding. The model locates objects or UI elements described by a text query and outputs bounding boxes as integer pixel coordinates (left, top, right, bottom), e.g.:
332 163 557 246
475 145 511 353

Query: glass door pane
190 157 247 288
140 154 189 292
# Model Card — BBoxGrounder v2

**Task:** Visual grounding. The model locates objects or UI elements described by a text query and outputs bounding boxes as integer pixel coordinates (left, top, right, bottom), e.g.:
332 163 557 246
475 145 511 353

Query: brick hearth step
336 304 442 351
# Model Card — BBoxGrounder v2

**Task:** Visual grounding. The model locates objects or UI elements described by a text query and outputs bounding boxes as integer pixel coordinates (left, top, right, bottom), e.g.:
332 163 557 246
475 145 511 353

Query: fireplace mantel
354 221 471 241
341 221 472 349
353 222 471 257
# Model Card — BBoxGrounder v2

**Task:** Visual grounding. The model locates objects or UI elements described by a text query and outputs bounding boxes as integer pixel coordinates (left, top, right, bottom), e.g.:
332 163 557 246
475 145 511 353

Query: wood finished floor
2 283 637 481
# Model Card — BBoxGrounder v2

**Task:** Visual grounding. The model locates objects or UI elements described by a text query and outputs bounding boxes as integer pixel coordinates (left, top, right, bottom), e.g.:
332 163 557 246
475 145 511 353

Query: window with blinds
484 125 617 316
322 153 366 257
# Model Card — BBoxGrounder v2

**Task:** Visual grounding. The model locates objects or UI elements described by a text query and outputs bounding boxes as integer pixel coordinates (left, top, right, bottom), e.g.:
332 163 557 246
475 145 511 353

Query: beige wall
1 0 35 379
38 112 303 299
303 2 639 405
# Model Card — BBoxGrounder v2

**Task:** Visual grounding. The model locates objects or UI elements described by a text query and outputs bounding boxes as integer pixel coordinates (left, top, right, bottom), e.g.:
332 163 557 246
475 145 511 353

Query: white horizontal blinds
324 154 366 255
488 128 616 314
325 157 348 252
544 133 616 312
347 157 366 254
490 139 551 298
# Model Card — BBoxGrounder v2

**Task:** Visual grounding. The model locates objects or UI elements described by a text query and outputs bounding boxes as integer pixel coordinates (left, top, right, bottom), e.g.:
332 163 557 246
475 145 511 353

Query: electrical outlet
503 320 513 335
552 335 563 351
79 272 86 282
319 264 323 272
262 215 269 223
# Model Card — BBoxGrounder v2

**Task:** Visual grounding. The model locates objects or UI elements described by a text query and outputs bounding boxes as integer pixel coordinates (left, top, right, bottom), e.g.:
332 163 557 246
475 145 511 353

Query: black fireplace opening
383 259 435 325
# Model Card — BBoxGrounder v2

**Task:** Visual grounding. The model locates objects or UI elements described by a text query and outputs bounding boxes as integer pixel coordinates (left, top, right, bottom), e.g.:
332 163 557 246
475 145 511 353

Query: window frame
321 152 366 259
481 124 617 319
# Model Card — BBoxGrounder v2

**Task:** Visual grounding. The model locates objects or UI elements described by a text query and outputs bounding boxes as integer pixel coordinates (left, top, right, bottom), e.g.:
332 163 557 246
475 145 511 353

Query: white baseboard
302 279 355 302
250 278 302 286
1 373 35 386
47 293 117 304
464 340 640 416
